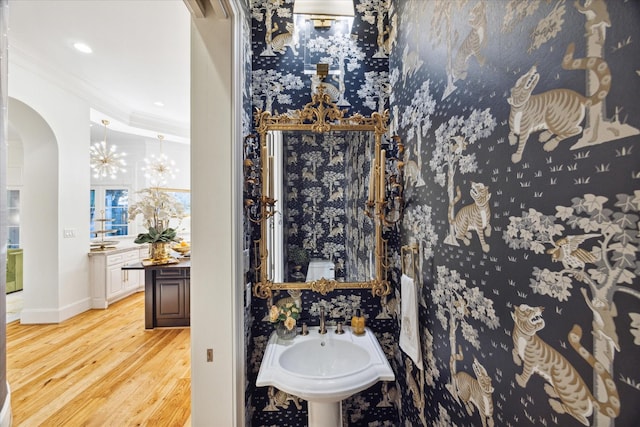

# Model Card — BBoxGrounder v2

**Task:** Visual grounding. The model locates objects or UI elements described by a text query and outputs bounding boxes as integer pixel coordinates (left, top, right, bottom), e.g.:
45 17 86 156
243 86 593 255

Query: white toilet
306 258 335 282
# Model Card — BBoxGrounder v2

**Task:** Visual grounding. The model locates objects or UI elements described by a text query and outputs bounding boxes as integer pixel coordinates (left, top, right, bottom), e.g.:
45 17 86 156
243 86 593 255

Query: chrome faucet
319 306 327 334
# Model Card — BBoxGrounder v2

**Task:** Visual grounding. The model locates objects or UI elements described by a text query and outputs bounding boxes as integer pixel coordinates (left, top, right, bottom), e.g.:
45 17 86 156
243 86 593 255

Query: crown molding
9 45 190 143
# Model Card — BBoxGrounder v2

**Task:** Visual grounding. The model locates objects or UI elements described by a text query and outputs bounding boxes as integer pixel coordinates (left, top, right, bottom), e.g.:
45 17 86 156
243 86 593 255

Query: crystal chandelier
142 134 178 186
90 119 126 179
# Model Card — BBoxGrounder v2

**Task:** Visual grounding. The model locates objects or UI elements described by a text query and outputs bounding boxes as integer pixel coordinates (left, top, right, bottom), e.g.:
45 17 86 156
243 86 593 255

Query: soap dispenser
351 309 365 335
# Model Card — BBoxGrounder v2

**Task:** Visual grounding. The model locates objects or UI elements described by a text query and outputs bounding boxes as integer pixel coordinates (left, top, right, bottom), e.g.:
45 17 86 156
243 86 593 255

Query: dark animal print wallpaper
242 1 640 426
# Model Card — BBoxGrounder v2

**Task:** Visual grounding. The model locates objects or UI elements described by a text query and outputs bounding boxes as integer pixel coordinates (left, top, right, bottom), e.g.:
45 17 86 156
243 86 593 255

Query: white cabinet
89 246 147 308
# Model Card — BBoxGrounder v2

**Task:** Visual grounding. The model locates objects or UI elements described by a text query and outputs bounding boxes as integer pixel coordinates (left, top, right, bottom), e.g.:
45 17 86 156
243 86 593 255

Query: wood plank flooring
6 292 191 426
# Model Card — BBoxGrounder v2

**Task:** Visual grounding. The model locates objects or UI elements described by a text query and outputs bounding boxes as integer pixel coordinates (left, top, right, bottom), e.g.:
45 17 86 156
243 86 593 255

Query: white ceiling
7 0 191 143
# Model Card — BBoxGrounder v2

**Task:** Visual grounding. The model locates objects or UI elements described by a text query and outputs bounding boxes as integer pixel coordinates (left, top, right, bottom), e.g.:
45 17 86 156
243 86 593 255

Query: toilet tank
306 258 335 282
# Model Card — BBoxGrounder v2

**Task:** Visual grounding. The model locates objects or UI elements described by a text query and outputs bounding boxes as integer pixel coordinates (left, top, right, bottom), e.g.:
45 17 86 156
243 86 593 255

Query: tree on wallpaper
322 133 345 167
322 170 343 199
322 202 345 235
300 150 323 182
526 0 565 53
431 265 499 426
501 0 538 33
252 69 303 113
429 108 496 251
356 0 394 58
400 79 435 187
250 0 294 57
504 192 640 427
306 33 365 107
358 70 390 113
300 185 323 222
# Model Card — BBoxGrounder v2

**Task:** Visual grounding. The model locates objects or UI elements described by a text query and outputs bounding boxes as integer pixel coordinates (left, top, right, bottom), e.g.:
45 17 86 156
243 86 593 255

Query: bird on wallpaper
546 233 600 274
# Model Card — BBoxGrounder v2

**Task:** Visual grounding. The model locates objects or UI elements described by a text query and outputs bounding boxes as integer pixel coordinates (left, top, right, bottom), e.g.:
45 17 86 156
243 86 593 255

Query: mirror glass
274 130 375 283
250 83 392 298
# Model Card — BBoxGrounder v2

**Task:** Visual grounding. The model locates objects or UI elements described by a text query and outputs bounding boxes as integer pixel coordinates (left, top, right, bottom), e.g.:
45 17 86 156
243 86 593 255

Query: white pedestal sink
256 325 395 427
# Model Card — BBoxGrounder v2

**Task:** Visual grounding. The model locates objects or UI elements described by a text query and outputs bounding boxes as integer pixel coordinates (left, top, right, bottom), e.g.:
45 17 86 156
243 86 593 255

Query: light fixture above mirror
293 0 354 28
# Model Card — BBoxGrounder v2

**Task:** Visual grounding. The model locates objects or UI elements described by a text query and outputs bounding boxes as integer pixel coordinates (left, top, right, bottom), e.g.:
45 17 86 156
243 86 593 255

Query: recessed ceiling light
154 101 165 107
73 42 92 54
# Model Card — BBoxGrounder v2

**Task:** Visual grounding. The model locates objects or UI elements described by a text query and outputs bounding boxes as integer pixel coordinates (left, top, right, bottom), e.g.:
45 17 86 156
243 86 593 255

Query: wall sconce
293 0 355 28
365 135 405 227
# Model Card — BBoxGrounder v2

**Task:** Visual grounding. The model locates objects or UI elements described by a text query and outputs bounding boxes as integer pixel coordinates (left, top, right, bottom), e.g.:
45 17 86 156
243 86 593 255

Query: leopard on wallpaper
242 0 640 426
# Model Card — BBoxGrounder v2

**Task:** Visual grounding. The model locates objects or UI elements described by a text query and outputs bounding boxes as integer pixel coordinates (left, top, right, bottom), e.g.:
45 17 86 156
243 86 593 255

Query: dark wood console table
123 259 190 329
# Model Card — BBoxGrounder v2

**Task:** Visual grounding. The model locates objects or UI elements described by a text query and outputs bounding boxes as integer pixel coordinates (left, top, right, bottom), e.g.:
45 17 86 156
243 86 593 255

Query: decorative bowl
172 243 191 256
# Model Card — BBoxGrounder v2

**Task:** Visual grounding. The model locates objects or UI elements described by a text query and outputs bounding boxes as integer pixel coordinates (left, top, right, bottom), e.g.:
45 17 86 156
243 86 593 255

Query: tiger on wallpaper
511 305 620 426
451 0 487 82
448 182 491 253
270 21 299 56
507 42 611 163
264 386 303 411
453 356 495 427
310 74 340 103
447 343 495 427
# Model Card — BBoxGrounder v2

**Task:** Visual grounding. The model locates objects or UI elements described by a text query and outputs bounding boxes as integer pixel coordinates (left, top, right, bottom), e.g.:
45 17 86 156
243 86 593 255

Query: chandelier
90 119 126 179
142 134 178 186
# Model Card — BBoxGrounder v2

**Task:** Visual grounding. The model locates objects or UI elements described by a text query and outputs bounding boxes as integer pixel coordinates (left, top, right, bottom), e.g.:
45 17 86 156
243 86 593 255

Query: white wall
9 61 91 322
6 137 23 187
190 2 244 424
8 98 60 318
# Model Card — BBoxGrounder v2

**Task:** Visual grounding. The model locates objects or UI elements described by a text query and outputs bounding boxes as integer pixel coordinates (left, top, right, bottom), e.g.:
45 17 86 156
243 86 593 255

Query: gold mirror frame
252 85 391 299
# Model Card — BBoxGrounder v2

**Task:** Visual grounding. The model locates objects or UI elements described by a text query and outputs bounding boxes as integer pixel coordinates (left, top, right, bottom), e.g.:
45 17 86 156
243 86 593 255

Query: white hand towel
399 273 423 370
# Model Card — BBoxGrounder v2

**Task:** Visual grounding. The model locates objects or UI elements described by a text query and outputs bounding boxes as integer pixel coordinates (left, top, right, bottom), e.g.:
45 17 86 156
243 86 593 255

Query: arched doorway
7 98 60 321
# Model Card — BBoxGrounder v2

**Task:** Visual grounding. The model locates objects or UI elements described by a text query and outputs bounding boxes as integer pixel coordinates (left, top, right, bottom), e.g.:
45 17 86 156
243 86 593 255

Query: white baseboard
20 297 92 324
0 382 12 427
60 297 92 321
91 297 108 309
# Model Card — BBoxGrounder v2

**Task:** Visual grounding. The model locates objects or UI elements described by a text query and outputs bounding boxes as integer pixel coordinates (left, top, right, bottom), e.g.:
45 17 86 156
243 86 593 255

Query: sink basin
256 325 394 403
280 339 371 377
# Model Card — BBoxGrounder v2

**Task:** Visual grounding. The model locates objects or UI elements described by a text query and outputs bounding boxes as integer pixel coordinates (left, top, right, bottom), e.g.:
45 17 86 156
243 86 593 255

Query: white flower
128 188 185 232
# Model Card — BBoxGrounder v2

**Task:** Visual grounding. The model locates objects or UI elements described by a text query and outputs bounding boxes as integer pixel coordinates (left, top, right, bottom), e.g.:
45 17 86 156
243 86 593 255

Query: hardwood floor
6 292 191 426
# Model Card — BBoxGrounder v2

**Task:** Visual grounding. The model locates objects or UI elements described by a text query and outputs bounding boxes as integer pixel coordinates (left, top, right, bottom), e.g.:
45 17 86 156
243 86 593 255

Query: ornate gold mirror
248 84 402 299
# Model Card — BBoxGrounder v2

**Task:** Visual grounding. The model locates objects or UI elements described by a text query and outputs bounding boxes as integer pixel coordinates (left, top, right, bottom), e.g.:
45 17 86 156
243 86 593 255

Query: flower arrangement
269 302 300 331
128 188 186 244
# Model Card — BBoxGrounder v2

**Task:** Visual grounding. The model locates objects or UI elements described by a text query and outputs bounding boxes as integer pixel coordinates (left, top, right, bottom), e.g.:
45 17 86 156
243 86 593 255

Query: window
7 190 20 248
158 189 191 236
90 187 129 237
